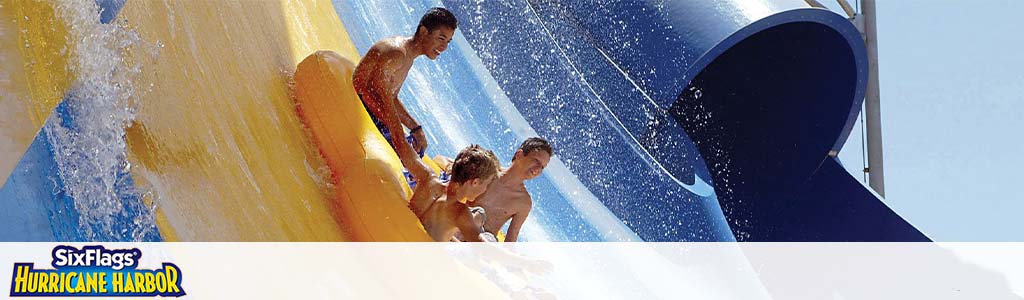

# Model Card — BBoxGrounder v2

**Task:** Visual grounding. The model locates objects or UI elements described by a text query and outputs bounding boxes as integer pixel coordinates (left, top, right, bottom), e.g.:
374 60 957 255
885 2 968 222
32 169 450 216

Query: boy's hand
412 129 428 153
478 232 498 243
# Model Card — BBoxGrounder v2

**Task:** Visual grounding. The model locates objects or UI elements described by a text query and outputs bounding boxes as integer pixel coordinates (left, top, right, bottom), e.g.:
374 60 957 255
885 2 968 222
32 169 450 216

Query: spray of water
44 0 157 240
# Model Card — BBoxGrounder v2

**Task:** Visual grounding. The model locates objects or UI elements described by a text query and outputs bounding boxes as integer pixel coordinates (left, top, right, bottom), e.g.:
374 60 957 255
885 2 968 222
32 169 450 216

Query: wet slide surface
334 0 730 242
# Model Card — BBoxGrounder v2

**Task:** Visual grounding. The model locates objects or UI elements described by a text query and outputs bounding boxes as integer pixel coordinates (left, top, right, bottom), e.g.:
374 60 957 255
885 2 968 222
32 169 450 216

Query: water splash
676 84 748 240
43 0 158 241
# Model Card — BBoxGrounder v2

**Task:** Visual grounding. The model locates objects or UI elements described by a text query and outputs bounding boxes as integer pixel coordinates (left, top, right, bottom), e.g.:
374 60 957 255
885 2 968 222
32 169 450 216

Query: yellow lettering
144 272 156 292
123 272 135 293
98 273 108 293
38 272 49 293
26 270 37 293
63 272 74 293
155 272 167 293
63 272 75 293
13 265 29 293
134 272 145 293
165 265 180 293
85 272 98 292
30 271 39 293
112 272 123 293
73 272 86 293
49 272 60 293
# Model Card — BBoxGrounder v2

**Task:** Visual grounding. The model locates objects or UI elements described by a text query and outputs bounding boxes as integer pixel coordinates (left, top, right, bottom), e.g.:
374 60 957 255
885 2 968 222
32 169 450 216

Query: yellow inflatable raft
292 48 508 300
293 50 433 242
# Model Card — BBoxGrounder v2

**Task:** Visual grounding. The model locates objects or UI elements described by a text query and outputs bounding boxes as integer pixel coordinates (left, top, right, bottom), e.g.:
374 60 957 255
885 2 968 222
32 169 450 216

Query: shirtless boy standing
410 145 500 242
352 7 457 185
472 137 553 242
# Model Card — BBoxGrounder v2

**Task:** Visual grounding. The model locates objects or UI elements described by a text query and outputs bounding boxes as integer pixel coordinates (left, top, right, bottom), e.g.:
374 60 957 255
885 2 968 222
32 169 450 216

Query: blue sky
832 0 1024 241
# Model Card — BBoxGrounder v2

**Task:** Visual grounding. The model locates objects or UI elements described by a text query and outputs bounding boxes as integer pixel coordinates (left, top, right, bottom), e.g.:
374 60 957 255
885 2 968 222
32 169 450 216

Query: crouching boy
409 145 499 242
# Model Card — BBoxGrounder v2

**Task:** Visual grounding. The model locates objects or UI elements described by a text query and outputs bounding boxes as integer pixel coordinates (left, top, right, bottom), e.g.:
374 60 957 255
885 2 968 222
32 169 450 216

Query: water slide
0 0 927 242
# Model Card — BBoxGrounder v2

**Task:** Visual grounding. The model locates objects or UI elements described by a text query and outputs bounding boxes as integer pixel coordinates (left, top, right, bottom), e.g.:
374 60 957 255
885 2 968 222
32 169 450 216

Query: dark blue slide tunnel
445 0 928 241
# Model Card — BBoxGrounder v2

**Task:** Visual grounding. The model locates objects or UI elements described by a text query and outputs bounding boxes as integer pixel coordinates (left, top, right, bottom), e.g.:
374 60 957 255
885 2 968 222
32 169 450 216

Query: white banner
1 243 1021 299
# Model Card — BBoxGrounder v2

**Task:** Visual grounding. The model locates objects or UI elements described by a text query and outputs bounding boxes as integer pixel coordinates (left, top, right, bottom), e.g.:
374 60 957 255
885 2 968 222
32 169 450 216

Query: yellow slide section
0 0 470 243
0 0 75 186
118 0 361 241
294 51 432 242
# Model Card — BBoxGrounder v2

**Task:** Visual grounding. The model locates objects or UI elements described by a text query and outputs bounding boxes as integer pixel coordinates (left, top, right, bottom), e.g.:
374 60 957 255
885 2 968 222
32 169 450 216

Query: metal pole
804 0 856 18
862 0 885 197
835 0 858 18
804 0 826 9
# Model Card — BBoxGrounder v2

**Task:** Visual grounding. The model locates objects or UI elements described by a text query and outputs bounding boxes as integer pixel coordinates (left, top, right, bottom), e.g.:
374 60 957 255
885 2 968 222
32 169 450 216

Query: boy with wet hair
471 137 553 242
410 144 500 242
353 7 458 190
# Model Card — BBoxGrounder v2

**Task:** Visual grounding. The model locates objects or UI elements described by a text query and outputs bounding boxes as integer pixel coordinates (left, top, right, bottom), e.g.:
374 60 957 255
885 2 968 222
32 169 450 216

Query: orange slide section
293 50 433 242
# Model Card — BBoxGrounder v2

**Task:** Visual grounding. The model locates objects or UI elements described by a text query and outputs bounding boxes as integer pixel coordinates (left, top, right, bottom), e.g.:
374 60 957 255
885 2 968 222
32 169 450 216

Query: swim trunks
404 169 450 190
358 94 425 157
359 94 431 190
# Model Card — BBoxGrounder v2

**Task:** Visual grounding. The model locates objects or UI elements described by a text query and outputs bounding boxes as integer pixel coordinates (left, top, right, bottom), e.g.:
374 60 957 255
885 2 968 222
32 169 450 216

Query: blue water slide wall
434 0 928 241
337 0 738 242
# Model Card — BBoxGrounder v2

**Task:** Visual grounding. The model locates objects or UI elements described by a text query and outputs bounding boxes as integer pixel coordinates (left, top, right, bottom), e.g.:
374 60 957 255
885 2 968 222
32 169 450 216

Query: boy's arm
371 52 433 182
409 176 443 218
382 98 432 181
503 202 532 242
396 102 427 153
396 103 417 129
368 47 426 154
455 205 485 242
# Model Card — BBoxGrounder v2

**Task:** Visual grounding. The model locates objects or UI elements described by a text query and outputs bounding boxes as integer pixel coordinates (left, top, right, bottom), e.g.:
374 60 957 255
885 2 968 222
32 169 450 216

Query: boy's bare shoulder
449 200 472 214
508 192 533 213
520 193 533 209
368 37 407 58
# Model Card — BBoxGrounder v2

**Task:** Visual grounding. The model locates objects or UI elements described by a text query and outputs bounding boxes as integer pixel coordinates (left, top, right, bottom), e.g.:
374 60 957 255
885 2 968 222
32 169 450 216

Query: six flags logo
9 245 185 297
